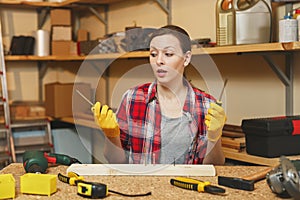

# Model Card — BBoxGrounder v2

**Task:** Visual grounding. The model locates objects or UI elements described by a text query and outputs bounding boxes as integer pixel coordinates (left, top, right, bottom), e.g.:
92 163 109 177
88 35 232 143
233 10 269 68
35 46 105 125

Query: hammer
218 167 272 191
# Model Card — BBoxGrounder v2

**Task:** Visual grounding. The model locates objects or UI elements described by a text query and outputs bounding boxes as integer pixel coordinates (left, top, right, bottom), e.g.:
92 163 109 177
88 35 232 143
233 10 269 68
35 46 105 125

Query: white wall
1 0 300 126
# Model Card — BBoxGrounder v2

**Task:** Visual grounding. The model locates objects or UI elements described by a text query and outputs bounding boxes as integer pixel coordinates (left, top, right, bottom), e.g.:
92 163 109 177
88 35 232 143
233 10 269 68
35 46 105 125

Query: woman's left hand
204 102 226 142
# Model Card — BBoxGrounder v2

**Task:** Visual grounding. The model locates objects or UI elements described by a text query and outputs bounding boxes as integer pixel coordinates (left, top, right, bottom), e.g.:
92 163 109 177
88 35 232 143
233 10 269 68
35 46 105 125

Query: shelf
4 52 149 61
0 0 124 7
4 42 300 62
199 41 300 55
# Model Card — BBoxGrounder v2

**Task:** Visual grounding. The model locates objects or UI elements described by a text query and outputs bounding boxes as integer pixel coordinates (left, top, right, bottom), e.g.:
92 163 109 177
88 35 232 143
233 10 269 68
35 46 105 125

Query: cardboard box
51 26 72 41
50 9 71 26
45 82 91 118
10 101 46 120
77 29 89 42
51 41 75 56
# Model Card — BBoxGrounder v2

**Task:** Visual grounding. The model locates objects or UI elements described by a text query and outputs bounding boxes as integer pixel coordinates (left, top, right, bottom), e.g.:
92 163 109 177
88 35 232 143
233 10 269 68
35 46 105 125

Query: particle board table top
0 163 292 199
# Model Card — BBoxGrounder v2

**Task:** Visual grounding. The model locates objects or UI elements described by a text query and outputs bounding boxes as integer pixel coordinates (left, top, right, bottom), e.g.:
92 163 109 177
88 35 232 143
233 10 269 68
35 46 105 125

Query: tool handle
242 168 272 181
170 178 200 192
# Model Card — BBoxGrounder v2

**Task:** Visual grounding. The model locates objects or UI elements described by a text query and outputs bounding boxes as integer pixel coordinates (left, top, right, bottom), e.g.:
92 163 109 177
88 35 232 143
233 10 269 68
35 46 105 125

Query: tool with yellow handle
58 172 151 198
170 177 225 195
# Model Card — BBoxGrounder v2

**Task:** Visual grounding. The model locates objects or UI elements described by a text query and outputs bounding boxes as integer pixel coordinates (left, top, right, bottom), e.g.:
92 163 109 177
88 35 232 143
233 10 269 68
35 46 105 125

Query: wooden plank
222 147 280 167
67 164 216 176
222 130 245 138
221 137 245 150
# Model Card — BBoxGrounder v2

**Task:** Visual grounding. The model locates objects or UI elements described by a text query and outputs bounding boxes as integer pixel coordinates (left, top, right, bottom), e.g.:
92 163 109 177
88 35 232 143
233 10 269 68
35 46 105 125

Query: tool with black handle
58 172 152 198
170 177 225 195
218 167 272 191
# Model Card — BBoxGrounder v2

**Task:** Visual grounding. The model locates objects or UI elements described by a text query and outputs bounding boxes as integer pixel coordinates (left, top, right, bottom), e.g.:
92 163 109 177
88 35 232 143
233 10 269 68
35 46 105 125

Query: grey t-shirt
159 112 193 164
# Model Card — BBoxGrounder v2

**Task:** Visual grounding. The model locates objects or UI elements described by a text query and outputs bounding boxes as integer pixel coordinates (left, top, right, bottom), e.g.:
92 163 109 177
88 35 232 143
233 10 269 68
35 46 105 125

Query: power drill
23 150 82 173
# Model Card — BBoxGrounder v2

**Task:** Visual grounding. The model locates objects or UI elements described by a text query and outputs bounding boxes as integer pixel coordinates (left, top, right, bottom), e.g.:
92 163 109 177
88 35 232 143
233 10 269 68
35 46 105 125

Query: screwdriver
216 78 228 106
76 89 111 113
170 177 225 195
76 89 93 106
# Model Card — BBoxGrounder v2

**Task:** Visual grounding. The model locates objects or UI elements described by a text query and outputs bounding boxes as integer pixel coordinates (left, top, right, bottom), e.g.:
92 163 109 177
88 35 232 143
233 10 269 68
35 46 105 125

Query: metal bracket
88 5 109 35
154 0 172 24
38 61 48 102
241 51 294 116
262 52 293 116
37 7 51 29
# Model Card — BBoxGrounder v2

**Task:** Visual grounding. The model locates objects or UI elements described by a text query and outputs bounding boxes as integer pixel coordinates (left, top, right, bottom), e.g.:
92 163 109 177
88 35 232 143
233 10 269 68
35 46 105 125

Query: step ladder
0 18 54 163
0 17 14 163
11 119 54 156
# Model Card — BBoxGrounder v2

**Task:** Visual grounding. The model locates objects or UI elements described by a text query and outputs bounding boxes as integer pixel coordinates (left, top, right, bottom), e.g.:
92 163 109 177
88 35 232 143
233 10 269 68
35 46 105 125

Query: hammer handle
242 168 272 182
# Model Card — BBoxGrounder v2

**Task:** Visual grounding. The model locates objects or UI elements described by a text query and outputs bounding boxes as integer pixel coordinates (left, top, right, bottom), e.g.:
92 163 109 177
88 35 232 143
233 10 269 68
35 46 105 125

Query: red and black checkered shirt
116 80 216 164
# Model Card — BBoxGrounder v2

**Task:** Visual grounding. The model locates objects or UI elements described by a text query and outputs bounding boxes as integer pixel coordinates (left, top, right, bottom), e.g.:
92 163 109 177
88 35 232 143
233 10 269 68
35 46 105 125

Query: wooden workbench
61 116 300 167
0 163 292 199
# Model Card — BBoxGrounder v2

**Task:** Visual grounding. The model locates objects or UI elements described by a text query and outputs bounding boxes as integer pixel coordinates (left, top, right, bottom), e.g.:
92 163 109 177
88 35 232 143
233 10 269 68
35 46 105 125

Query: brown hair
149 25 191 53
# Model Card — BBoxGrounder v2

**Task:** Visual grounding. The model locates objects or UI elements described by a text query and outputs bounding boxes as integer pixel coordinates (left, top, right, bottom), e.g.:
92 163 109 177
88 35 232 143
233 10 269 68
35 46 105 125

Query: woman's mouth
157 69 167 77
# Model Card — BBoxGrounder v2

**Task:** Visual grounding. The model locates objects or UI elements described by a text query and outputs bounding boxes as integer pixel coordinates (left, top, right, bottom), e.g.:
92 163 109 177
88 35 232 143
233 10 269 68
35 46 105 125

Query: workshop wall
1 0 300 126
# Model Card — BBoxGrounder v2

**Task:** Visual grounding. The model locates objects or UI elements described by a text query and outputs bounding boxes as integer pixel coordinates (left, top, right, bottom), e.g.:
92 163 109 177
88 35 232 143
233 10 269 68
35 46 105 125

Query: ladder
0 19 54 164
0 17 14 163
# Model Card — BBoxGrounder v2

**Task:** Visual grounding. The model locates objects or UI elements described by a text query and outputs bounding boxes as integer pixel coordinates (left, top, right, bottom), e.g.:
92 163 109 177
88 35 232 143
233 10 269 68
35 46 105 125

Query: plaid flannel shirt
116 80 216 164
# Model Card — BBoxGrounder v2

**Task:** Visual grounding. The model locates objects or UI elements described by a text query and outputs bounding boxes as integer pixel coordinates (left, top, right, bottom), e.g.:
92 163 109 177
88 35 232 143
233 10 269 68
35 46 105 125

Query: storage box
77 29 89 42
45 82 91 118
242 116 300 157
51 26 72 41
51 41 76 55
10 101 45 120
21 173 57 196
50 9 71 26
0 174 15 199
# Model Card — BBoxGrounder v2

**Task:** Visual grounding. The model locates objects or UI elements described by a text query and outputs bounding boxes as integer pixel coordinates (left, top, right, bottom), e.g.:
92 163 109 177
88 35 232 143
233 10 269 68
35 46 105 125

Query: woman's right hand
92 102 120 138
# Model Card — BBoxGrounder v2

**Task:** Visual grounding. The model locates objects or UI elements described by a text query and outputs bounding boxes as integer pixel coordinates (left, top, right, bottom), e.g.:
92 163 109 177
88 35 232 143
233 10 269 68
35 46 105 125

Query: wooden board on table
67 164 216 176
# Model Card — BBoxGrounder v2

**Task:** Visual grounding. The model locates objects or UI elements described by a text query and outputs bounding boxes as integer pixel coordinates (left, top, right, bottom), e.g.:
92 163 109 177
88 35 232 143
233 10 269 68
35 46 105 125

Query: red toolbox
241 116 300 158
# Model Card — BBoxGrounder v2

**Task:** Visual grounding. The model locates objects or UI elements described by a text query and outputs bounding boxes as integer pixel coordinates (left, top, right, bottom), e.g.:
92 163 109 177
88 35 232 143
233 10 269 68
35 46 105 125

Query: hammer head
218 176 255 191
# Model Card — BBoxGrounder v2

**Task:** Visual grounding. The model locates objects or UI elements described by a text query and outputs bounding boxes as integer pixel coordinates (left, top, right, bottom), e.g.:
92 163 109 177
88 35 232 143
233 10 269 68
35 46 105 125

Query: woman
93 25 226 165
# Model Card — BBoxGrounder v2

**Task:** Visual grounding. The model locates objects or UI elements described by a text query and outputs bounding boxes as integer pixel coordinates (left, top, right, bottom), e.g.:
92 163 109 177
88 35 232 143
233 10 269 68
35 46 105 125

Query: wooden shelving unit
4 41 300 61
0 0 124 7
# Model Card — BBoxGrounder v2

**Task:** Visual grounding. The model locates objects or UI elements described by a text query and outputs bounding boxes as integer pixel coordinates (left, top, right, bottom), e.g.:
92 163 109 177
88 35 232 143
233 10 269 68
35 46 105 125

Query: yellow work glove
204 102 226 142
92 102 120 138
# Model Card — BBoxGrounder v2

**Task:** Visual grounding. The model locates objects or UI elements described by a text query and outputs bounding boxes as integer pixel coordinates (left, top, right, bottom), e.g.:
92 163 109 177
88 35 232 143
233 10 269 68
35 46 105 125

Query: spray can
279 14 298 43
216 0 235 46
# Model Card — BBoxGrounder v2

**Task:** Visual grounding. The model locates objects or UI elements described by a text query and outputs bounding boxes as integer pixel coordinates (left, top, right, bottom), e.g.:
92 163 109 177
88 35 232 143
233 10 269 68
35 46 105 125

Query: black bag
10 36 35 55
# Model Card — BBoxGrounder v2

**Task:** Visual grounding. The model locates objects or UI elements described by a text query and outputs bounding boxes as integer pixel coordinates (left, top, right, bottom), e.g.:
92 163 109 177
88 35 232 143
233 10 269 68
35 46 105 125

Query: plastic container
234 0 272 44
242 115 300 158
21 173 57 196
216 0 235 46
279 14 298 43
0 174 15 199
295 10 300 41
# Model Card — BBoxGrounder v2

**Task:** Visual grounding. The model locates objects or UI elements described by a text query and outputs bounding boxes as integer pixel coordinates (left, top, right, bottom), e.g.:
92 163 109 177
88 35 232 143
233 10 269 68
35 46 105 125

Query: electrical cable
261 0 273 42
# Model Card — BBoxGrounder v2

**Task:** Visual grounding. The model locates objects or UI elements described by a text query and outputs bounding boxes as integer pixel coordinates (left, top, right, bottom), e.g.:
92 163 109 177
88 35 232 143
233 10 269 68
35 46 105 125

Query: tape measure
58 172 151 198
77 181 108 199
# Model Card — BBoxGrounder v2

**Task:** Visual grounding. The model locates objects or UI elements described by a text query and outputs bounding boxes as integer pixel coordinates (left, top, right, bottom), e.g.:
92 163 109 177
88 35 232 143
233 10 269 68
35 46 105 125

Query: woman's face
149 34 189 84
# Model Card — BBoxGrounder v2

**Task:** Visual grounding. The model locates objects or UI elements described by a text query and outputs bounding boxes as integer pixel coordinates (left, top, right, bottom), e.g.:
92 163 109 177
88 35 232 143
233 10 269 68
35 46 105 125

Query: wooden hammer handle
242 168 272 182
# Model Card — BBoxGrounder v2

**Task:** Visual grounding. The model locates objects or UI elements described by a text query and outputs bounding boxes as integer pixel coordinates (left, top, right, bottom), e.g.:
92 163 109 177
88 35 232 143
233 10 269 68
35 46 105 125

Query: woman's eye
150 52 157 57
165 52 174 57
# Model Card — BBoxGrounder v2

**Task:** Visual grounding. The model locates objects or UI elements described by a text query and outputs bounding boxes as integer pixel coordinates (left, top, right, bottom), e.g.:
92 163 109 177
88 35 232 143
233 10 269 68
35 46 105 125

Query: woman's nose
156 52 164 65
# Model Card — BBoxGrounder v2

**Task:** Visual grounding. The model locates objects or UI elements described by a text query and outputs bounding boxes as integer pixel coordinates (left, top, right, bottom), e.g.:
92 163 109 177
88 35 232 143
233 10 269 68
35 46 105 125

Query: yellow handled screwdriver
170 177 225 195
216 78 228 106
